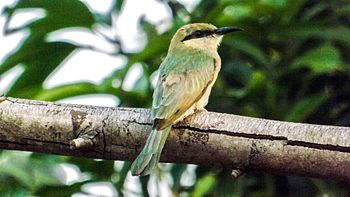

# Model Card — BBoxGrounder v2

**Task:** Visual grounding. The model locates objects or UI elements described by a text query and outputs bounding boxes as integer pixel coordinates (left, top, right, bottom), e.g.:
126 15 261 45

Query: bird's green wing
151 49 215 130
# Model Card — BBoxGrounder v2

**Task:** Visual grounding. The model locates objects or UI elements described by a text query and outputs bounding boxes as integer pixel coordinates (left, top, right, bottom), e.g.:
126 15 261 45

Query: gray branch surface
0 97 349 182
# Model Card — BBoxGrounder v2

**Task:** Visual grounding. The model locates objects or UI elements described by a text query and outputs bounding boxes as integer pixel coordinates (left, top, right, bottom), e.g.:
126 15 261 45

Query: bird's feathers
130 23 232 176
152 48 215 130
131 49 216 176
130 126 171 176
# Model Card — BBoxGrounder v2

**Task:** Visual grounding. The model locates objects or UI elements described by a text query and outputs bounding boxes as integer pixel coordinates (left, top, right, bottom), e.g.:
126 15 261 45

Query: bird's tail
130 126 171 176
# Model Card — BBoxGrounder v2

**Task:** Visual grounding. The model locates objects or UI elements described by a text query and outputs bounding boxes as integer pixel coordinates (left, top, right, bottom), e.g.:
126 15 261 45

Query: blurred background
0 0 350 196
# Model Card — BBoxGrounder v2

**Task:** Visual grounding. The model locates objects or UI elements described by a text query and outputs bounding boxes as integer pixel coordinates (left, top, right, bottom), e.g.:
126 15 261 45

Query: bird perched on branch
131 23 242 176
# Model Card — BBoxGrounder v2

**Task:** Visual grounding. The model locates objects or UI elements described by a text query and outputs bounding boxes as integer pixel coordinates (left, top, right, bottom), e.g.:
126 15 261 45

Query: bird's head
169 23 242 52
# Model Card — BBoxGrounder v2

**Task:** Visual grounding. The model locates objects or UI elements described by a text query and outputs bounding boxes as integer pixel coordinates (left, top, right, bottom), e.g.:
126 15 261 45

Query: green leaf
222 60 253 88
34 82 101 101
285 93 329 122
230 38 269 66
5 42 76 97
282 0 306 21
1 0 95 98
246 71 268 94
113 0 124 12
35 181 88 197
292 45 342 74
279 25 350 47
300 2 328 21
190 174 216 197
336 3 350 17
0 151 60 189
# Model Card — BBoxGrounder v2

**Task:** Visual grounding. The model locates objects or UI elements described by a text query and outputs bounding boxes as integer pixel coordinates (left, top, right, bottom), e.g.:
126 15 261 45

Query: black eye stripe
182 30 214 42
193 30 202 35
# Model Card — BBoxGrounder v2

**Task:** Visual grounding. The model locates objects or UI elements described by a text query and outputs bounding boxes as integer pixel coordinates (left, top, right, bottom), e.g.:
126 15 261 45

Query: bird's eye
193 30 202 36
181 30 211 42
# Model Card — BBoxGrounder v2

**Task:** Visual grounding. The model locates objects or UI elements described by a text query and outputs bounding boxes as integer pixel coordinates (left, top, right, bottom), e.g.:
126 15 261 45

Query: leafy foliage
0 0 349 196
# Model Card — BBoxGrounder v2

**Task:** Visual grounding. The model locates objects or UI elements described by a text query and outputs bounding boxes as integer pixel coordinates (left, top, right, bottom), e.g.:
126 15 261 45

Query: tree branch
0 97 349 182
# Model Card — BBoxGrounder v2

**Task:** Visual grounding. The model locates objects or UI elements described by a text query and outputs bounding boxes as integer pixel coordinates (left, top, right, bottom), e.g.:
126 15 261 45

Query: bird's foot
193 108 207 115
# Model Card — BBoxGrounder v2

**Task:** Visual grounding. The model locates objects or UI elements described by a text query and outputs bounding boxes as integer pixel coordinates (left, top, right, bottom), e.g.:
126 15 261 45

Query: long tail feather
130 126 171 176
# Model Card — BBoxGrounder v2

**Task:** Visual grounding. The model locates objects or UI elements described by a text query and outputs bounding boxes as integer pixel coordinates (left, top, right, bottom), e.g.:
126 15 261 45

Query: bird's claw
195 108 207 114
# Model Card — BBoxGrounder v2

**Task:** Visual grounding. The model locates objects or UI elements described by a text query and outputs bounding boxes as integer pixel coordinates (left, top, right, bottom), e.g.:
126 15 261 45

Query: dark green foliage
1 0 94 98
0 0 349 196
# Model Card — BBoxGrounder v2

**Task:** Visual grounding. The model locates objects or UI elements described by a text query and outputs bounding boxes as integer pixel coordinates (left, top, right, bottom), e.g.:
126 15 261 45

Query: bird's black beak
215 27 243 35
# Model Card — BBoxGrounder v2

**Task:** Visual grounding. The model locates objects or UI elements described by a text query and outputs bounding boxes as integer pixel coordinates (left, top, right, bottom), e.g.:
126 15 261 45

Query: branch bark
0 97 349 182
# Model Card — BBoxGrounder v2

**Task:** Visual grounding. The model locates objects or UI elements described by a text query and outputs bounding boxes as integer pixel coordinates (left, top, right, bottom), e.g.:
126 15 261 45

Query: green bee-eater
131 23 242 176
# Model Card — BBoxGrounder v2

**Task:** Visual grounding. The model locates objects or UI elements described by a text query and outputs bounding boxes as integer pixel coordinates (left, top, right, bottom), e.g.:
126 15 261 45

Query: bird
130 23 242 176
